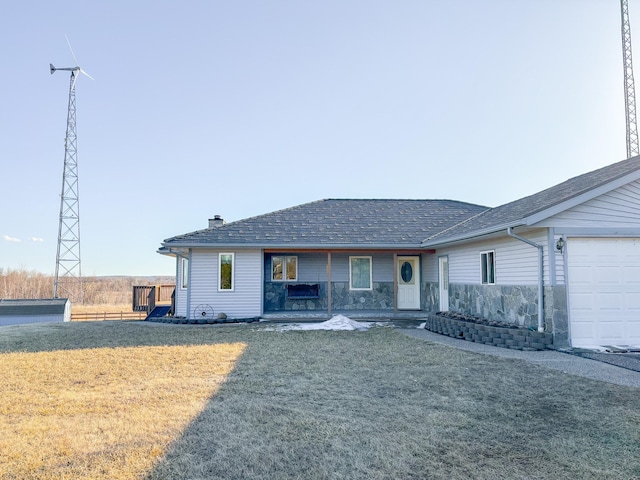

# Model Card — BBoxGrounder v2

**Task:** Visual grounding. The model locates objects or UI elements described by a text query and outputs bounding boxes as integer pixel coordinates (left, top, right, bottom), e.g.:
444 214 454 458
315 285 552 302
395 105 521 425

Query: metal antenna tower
50 39 93 302
621 0 639 158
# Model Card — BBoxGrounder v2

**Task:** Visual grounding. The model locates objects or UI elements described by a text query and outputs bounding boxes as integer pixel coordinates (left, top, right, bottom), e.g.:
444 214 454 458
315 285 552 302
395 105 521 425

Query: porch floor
261 310 430 323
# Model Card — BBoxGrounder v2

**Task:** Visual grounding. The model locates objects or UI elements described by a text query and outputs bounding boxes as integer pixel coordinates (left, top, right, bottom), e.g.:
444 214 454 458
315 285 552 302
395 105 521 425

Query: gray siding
422 253 438 283
438 230 551 285
542 181 640 227
189 249 262 318
297 253 328 282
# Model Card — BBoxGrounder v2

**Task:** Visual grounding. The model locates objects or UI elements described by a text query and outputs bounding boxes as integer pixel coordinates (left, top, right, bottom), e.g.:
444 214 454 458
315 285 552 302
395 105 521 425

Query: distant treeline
0 268 175 305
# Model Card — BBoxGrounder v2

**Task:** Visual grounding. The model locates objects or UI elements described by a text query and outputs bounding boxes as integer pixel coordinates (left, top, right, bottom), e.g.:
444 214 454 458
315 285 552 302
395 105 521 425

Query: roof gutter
507 227 544 333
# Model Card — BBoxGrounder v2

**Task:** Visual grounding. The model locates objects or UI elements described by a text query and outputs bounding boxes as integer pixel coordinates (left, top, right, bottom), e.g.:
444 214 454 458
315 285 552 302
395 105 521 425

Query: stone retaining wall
424 313 553 351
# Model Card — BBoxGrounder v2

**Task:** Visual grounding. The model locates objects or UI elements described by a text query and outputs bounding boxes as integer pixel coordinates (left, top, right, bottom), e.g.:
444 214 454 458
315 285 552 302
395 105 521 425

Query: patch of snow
418 322 426 329
262 314 376 332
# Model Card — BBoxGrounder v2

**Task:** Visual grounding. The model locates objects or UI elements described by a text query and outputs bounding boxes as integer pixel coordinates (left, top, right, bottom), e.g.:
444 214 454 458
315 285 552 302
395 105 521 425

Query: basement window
481 251 495 285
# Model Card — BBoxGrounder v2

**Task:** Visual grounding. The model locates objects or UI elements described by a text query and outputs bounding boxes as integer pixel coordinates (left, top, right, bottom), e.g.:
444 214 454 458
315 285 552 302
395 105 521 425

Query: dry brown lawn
0 321 638 479
0 341 246 479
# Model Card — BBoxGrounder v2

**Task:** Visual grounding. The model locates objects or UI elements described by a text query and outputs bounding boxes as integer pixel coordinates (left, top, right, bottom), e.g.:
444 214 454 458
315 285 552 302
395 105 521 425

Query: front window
481 251 495 285
219 253 234 291
350 256 372 290
272 256 298 281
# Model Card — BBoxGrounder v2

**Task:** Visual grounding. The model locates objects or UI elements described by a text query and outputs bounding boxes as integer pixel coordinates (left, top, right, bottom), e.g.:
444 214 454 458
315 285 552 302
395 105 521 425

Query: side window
481 251 495 285
219 253 234 291
271 256 298 281
350 256 372 290
181 257 189 289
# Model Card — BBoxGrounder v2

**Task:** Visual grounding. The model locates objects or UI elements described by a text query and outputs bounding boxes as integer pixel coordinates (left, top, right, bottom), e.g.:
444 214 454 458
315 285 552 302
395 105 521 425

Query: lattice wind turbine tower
621 0 639 158
50 37 93 302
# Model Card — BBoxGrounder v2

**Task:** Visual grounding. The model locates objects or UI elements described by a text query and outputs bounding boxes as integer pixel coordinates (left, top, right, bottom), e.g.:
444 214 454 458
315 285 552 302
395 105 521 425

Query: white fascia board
556 227 640 236
157 246 189 256
525 170 640 226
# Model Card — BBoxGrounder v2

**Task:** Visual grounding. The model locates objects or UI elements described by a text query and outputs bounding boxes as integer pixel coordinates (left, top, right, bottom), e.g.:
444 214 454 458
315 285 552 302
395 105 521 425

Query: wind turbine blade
80 68 95 81
65 34 79 66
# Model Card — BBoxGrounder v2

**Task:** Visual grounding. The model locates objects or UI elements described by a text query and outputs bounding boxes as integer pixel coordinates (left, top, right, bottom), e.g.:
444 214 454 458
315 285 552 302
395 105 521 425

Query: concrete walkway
400 328 640 388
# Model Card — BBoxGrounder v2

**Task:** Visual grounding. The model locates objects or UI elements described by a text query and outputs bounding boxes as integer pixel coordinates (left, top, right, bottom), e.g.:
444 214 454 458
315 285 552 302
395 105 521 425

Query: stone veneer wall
264 282 395 312
264 283 327 311
546 285 568 348
331 282 394 310
421 282 439 312
447 283 569 348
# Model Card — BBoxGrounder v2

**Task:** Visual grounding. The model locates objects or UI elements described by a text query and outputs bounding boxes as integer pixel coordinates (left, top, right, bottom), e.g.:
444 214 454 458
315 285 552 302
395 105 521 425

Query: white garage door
567 238 640 348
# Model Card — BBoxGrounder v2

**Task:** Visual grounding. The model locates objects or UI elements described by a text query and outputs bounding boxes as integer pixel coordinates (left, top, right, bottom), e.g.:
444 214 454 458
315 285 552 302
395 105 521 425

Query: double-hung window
219 253 234 291
272 256 298 281
481 251 495 285
349 256 372 290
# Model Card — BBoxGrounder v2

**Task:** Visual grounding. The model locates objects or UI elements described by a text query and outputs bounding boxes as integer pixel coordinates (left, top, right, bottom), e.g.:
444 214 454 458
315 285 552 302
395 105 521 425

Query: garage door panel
569 293 593 312
624 293 640 309
596 293 623 310
629 320 640 343
570 321 595 343
623 266 640 283
594 266 622 283
568 238 640 348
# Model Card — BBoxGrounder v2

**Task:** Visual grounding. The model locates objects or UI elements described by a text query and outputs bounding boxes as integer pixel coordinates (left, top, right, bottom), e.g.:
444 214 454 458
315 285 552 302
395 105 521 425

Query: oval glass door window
400 261 413 283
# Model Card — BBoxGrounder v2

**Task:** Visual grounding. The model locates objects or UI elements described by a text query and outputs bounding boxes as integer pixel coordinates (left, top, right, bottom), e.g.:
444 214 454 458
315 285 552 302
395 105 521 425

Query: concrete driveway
400 327 640 388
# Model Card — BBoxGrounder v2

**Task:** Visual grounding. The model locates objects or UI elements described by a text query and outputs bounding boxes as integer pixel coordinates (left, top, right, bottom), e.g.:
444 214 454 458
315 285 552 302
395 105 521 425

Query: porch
263 250 437 316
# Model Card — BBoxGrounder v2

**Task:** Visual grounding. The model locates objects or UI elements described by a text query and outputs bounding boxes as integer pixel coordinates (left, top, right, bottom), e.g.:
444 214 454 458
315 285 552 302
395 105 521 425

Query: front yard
0 321 638 479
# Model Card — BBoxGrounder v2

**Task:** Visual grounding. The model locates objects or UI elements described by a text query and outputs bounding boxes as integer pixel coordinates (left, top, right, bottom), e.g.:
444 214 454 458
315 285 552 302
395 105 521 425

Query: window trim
349 256 373 291
218 252 235 292
480 250 496 285
271 255 298 282
181 257 189 289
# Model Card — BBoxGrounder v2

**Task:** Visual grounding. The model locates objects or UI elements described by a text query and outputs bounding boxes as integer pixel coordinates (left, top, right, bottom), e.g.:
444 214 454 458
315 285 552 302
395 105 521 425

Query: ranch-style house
158 156 640 349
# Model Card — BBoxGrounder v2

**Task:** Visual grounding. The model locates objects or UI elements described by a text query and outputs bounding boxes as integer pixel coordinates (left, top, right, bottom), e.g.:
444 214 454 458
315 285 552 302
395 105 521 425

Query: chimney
208 215 225 228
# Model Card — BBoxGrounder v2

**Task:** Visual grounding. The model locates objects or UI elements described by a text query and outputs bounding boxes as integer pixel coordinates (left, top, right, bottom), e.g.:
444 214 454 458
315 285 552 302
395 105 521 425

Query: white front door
397 256 420 310
439 256 449 312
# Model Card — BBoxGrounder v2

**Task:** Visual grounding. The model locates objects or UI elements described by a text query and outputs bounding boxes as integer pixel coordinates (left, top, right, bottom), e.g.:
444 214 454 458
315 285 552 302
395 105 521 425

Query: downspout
507 227 544 332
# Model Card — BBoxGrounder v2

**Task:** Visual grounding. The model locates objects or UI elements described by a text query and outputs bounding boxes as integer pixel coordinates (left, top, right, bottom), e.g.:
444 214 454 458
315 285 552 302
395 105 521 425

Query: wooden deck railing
132 284 175 312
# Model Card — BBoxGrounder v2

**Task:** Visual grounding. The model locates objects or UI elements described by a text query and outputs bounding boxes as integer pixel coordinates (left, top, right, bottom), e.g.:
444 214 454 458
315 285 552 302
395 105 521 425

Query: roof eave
160 241 426 250
421 221 526 248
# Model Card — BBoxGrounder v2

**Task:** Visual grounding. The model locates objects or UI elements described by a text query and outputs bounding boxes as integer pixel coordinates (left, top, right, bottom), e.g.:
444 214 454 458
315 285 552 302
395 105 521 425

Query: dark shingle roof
162 157 640 251
162 199 488 249
0 298 69 317
423 155 640 245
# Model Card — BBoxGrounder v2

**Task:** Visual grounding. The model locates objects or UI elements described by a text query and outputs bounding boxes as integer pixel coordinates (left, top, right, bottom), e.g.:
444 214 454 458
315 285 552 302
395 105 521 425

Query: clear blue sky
0 0 632 276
